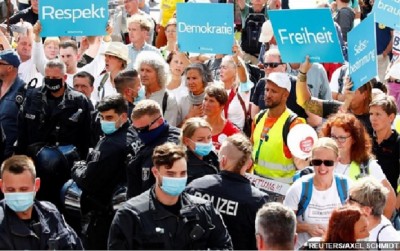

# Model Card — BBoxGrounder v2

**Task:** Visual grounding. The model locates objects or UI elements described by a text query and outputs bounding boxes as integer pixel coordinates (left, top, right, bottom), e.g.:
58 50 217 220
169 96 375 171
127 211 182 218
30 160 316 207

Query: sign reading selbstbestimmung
348 14 377 90
268 9 344 63
39 0 108 37
177 3 234 54
372 0 400 30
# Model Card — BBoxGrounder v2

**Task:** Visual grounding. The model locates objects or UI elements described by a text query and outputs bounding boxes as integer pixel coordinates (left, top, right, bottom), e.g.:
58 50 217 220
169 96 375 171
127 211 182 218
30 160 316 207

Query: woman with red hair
324 205 369 244
301 206 369 249
319 113 396 219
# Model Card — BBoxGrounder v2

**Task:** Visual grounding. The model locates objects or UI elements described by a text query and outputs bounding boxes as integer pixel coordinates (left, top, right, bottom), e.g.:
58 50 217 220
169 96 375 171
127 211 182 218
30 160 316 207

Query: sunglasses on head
389 79 400 84
263 62 283 69
310 159 335 167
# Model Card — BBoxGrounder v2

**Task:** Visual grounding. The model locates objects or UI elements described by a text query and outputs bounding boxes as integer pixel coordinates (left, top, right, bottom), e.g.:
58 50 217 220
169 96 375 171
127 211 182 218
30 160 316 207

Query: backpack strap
236 91 248 118
334 174 348 204
162 91 169 116
282 113 298 146
255 109 267 125
297 176 313 220
98 73 109 100
377 223 391 249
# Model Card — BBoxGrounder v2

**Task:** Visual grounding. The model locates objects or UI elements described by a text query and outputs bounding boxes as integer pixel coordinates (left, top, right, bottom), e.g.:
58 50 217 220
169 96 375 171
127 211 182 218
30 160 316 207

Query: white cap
385 63 400 80
259 20 274 43
266 72 291 92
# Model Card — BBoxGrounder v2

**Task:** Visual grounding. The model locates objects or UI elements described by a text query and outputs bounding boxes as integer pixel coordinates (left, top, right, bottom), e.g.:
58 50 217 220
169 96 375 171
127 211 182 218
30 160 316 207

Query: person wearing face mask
186 133 269 250
114 69 142 118
71 94 136 250
127 99 180 198
108 142 233 250
0 155 83 250
15 59 92 209
181 117 219 184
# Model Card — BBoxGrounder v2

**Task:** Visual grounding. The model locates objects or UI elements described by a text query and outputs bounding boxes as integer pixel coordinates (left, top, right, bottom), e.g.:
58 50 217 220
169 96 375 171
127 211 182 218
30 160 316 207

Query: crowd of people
0 0 399 249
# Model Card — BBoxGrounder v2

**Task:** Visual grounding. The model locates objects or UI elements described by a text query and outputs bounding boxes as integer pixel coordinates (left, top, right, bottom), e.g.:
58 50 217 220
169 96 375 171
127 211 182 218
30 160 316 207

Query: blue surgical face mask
101 117 120 135
190 139 213 156
134 86 145 104
160 176 187 196
4 191 35 212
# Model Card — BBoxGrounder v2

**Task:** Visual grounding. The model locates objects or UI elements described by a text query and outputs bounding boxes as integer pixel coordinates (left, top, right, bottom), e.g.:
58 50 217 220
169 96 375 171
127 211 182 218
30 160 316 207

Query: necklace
341 163 350 175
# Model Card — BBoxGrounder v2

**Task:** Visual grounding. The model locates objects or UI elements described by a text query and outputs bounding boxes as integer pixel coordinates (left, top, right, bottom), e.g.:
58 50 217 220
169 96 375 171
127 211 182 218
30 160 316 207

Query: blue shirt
0 76 24 157
127 43 161 69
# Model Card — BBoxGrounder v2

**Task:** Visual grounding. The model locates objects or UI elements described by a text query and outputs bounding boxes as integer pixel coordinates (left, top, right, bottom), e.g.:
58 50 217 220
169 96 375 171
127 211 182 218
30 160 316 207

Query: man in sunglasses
71 94 137 250
250 48 307 120
126 99 180 198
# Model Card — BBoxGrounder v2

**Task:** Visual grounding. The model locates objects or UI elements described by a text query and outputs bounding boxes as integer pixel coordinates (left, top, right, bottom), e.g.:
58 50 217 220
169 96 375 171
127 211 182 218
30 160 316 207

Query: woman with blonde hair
181 117 219 183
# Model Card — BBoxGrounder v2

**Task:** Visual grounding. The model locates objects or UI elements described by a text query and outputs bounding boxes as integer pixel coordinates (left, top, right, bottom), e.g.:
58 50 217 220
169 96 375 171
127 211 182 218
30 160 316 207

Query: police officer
126 99 180 198
108 143 233 250
16 59 91 208
0 50 24 161
186 133 269 250
0 155 83 250
72 94 137 250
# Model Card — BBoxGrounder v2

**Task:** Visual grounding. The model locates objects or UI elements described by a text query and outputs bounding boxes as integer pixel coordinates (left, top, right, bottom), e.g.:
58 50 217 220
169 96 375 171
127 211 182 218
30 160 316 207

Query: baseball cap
0 50 21 68
266 72 291 92
102 42 130 64
259 20 273 43
385 63 400 80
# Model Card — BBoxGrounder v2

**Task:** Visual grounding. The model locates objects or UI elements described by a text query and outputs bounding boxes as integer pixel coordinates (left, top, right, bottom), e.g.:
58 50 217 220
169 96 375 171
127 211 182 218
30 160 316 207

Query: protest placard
348 14 377 90
372 0 400 30
177 3 234 54
39 0 108 37
268 8 344 63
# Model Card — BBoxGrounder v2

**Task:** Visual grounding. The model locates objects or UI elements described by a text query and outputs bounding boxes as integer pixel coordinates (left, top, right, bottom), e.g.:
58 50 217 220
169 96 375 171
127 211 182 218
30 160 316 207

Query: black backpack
241 7 266 56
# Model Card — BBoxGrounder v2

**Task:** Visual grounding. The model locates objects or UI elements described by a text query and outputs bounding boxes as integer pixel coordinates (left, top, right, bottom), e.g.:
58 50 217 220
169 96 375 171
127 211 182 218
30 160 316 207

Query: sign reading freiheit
39 0 108 37
268 8 344 63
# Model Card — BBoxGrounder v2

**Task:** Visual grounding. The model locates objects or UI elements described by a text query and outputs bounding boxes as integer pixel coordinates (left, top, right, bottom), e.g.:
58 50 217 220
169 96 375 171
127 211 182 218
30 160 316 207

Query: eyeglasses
310 159 335 167
331 135 351 143
133 115 161 133
0 62 10 66
263 62 283 69
347 195 366 206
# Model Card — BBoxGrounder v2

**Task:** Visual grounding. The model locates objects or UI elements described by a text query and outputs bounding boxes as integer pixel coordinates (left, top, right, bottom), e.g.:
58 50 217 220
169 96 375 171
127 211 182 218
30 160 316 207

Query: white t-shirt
369 216 400 242
226 89 250 130
91 73 117 106
284 174 345 249
334 160 386 182
167 78 188 104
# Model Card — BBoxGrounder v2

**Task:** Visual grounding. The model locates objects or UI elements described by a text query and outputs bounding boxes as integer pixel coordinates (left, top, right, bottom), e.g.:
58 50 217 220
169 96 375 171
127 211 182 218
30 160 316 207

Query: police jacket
108 187 233 250
126 123 180 198
0 200 83 250
72 122 137 214
186 171 269 250
186 150 219 184
0 76 24 158
16 85 91 159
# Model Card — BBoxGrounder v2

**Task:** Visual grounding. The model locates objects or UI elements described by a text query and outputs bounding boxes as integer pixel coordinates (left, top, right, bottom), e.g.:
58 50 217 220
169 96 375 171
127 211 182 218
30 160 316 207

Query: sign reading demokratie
39 0 108 37
347 14 377 90
268 8 344 63
177 3 234 54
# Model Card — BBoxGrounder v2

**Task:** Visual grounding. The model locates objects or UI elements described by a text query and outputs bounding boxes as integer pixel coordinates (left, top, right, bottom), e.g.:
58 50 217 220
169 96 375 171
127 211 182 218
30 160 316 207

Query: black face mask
44 78 63 92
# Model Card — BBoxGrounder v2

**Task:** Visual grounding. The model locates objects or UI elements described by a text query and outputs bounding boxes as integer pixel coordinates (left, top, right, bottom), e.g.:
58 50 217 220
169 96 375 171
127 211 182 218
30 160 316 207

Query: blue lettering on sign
41 4 106 23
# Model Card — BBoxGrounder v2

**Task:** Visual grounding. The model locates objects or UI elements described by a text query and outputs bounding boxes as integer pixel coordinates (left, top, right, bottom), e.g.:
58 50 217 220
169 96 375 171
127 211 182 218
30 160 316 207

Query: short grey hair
255 202 296 249
45 59 66 75
135 51 169 88
349 177 389 217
